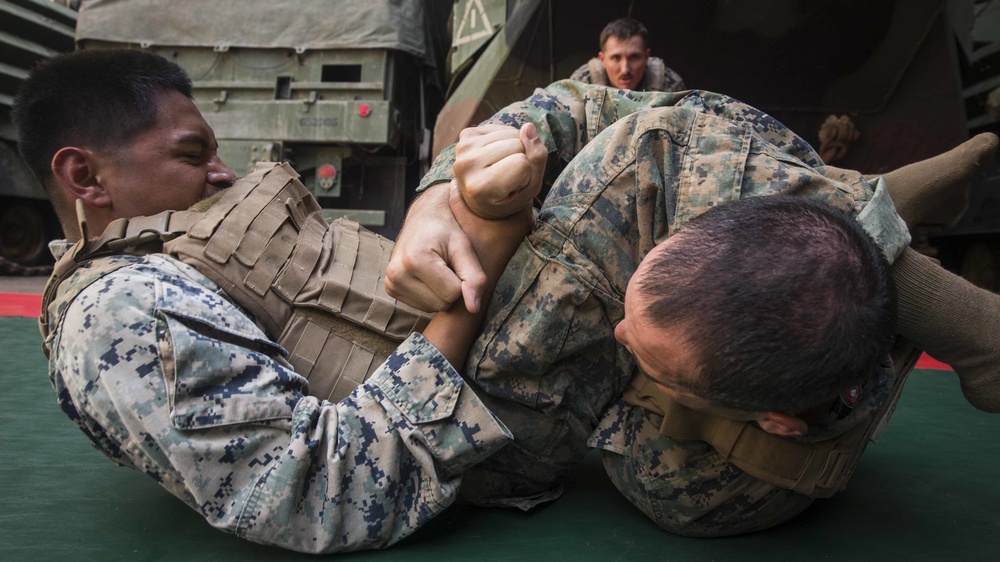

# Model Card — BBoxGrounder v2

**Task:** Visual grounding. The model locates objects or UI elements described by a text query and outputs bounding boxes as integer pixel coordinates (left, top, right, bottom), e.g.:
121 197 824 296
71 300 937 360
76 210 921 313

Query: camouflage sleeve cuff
417 145 458 192
367 332 512 476
855 177 911 264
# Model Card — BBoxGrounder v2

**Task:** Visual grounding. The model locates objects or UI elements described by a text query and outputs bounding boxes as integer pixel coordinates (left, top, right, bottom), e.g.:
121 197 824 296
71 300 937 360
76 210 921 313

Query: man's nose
208 157 236 188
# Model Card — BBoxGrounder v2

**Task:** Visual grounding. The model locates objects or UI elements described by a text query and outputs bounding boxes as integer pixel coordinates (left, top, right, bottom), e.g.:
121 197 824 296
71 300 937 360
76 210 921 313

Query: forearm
402 180 451 231
421 183 532 368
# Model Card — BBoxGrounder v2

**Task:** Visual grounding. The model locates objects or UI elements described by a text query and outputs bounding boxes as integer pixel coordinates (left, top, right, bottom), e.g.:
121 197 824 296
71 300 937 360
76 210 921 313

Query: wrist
449 182 531 265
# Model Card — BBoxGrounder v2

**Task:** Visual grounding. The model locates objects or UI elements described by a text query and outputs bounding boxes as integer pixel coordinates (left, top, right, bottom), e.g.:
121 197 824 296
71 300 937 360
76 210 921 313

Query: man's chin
614 78 635 89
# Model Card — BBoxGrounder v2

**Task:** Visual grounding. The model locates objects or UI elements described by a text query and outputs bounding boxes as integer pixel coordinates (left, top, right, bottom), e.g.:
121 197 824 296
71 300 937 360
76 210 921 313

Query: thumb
519 123 547 198
448 234 488 313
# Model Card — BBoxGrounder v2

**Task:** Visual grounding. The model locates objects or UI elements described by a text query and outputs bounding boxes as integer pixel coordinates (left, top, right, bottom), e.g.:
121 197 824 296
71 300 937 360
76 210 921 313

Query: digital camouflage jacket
420 82 909 534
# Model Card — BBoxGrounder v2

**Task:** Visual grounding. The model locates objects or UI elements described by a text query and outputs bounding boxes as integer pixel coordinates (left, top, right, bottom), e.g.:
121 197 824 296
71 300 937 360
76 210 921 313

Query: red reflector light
318 163 337 178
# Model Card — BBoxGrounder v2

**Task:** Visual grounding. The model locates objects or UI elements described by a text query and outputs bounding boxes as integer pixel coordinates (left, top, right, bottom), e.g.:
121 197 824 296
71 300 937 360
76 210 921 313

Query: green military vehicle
4 0 998 290
74 0 452 238
0 0 76 272
437 0 1000 290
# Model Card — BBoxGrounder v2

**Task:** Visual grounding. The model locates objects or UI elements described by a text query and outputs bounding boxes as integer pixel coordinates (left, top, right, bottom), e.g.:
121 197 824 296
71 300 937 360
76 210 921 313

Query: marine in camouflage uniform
420 81 910 533
569 56 687 92
42 245 511 553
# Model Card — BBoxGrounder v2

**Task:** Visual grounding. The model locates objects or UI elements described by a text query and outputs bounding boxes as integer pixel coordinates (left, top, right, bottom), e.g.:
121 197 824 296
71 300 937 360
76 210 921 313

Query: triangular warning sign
454 0 495 46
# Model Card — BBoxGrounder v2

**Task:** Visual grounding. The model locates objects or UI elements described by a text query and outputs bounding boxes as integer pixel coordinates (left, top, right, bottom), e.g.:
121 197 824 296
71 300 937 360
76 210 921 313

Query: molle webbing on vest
622 341 921 498
164 162 432 402
41 162 432 402
38 203 201 350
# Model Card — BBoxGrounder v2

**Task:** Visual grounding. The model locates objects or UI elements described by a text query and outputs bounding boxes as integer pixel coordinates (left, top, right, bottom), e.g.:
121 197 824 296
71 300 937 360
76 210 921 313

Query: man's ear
597 51 605 62
757 412 808 437
51 146 111 208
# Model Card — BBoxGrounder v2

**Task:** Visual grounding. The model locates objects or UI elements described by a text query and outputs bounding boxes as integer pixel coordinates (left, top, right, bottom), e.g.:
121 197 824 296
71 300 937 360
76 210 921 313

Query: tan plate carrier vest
39 160 918 498
624 341 921 498
40 162 431 402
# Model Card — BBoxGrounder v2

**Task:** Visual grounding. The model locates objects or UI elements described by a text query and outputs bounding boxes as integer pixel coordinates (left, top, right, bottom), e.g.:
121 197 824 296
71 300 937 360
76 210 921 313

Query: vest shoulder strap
38 202 201 349
39 253 142 357
623 340 921 497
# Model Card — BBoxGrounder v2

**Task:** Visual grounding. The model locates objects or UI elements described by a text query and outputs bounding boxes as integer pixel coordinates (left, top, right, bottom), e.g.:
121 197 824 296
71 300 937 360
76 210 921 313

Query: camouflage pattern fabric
568 56 687 93
595 362 892 536
422 82 909 534
42 245 511 553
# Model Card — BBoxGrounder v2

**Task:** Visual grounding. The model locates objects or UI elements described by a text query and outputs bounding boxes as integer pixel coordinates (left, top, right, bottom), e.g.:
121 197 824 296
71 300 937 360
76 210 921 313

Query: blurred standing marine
569 18 686 92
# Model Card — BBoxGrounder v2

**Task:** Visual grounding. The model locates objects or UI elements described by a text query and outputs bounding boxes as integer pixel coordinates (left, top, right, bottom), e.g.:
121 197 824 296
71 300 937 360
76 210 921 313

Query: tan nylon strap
273 214 328 301
365 238 397 332
651 392 868 495
233 180 318 269
233 190 290 268
623 341 919 498
625 374 865 496
39 204 202 342
84 210 200 256
319 219 360 312
188 161 275 240
334 316 399 364
284 194 310 231
289 319 332 373
244 223 297 297
355 226 393 332
89 218 127 251
284 308 402 401
337 347 376 396
204 167 292 264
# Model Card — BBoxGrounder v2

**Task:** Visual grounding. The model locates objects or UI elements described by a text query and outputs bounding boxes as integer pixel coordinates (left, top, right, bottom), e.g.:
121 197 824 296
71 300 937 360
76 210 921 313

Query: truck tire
0 202 50 267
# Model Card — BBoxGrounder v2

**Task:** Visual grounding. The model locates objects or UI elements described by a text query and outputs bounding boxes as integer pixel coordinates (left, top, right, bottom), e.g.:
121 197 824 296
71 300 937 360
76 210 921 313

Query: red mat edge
0 292 43 319
915 353 952 371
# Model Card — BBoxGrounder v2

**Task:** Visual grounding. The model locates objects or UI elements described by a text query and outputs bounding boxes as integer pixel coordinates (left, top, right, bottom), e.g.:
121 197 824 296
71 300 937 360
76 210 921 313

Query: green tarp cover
76 0 427 57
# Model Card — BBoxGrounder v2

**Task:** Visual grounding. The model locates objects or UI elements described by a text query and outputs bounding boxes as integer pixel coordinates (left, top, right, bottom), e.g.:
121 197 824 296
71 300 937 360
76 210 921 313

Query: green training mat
2 316 997 561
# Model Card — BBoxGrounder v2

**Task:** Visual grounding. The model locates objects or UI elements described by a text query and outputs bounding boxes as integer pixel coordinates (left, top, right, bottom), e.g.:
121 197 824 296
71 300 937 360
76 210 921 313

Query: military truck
0 0 76 272
436 0 1000 290
5 0 998 288
74 0 452 238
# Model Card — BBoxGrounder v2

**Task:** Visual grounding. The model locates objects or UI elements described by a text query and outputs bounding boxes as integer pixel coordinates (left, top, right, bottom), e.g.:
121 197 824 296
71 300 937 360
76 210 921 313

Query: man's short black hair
639 195 896 413
11 49 193 191
600 17 649 51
